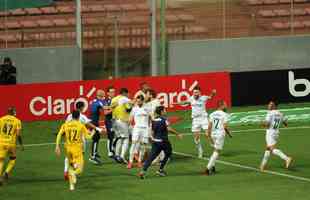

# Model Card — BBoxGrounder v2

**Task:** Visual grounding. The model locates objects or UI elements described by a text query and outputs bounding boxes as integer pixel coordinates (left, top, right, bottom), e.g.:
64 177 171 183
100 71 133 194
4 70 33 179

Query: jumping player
176 86 216 158
260 101 293 171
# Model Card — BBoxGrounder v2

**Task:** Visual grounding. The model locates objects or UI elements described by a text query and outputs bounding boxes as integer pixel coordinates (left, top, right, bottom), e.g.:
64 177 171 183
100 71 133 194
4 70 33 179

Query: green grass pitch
1 103 310 200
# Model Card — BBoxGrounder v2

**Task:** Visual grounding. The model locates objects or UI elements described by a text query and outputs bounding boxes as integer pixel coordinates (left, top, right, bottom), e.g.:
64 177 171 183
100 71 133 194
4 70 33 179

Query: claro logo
289 71 310 97
29 86 96 116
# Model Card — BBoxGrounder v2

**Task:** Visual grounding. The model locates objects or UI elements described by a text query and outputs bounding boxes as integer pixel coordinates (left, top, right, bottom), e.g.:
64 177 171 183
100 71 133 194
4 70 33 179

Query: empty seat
41 7 58 14
26 8 42 15
293 9 307 16
57 6 75 13
290 21 305 28
274 9 290 16
5 21 20 29
54 19 69 26
247 0 263 5
120 4 137 11
258 10 276 17
263 0 279 5
279 0 290 3
21 21 38 28
89 4 105 12
302 20 310 27
272 22 289 29
37 19 54 27
10 8 26 16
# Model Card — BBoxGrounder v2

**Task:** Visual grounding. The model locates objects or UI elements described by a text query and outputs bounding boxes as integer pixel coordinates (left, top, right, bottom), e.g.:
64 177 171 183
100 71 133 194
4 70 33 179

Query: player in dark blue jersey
89 89 106 165
104 86 116 158
139 106 183 179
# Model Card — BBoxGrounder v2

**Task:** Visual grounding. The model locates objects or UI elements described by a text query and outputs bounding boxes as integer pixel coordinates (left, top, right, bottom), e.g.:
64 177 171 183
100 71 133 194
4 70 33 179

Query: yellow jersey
0 115 21 145
56 120 91 147
111 95 132 122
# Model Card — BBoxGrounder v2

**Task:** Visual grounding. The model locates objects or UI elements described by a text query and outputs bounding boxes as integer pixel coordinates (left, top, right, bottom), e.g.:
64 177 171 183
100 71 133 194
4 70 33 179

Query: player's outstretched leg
64 157 69 181
156 142 172 177
272 149 292 169
139 143 162 179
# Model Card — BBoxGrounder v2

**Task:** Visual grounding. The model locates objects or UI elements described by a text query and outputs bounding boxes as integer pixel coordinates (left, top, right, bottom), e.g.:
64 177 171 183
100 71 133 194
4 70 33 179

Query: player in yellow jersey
111 88 134 163
0 107 23 185
55 110 94 191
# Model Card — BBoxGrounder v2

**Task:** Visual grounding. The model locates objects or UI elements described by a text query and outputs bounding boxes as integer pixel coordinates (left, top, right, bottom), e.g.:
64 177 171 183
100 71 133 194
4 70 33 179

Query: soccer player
139 106 182 179
127 95 151 169
55 110 94 191
260 101 293 171
89 89 106 165
176 86 216 158
134 82 150 99
104 86 116 158
64 101 103 180
205 100 231 176
0 107 23 185
111 88 134 163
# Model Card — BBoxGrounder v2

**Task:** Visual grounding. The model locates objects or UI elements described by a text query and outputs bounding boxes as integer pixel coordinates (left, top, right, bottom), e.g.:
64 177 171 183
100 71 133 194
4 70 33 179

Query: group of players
0 82 293 191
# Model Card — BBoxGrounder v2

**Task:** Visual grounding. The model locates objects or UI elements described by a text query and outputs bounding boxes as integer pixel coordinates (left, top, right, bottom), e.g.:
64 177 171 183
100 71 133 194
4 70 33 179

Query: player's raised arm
208 89 217 100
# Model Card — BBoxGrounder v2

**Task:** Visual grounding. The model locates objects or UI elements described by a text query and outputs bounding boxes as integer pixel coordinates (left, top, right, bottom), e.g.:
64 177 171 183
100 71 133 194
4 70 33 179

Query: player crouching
55 110 94 191
138 106 183 179
204 100 231 176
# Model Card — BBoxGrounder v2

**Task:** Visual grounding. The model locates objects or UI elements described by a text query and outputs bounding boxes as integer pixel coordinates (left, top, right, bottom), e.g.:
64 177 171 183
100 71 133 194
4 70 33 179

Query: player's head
106 86 116 98
120 88 129 97
217 100 227 111
96 89 105 100
7 107 16 116
268 101 277 110
3 57 12 65
136 95 145 107
75 101 85 112
155 106 166 117
72 110 80 120
192 86 201 99
145 89 156 101
140 82 150 92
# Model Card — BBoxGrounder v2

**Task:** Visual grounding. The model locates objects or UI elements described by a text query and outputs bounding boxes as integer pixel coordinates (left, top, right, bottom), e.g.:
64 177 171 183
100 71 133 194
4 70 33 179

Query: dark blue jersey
152 117 169 142
90 98 104 126
104 97 113 121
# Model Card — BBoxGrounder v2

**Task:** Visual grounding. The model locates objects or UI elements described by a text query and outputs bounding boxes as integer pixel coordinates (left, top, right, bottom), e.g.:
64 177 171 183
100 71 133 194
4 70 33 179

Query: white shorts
192 116 209 132
266 130 279 146
114 120 130 138
132 127 149 144
211 134 225 150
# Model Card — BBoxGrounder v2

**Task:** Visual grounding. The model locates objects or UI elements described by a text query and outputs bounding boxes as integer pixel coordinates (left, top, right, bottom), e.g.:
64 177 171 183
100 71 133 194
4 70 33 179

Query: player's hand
55 146 61 156
212 89 217 94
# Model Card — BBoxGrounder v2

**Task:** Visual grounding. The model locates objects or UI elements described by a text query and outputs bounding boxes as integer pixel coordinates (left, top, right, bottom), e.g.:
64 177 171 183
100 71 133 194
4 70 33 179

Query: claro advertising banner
0 72 231 121
231 68 310 106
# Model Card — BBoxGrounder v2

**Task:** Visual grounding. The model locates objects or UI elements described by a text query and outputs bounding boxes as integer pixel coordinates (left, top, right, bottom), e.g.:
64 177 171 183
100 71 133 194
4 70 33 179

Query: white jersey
66 113 91 124
130 105 150 128
145 99 161 115
265 110 286 133
209 110 229 136
190 95 210 118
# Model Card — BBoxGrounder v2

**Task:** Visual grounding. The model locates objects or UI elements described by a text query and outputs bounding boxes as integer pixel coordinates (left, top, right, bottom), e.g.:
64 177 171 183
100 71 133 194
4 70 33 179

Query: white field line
173 151 310 183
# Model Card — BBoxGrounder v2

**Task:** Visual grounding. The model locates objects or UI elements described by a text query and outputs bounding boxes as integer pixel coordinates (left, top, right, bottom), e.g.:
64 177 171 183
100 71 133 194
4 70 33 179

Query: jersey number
69 130 78 142
213 119 220 130
2 123 13 136
273 119 281 129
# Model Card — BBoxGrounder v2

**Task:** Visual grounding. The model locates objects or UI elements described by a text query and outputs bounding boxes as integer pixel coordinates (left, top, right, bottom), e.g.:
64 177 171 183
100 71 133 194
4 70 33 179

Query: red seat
263 0 279 5
10 8 26 16
21 21 38 28
293 9 306 16
302 20 310 27
272 22 289 29
274 9 290 16
258 10 276 17
37 19 54 27
41 7 58 14
25 8 42 15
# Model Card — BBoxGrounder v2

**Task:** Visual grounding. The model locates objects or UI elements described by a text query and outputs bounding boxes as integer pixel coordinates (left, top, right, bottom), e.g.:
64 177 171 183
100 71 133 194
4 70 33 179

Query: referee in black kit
139 106 183 179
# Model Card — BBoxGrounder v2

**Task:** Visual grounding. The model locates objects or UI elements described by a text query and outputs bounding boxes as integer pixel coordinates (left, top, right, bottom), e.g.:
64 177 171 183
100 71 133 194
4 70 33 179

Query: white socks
115 138 122 157
194 138 203 157
207 151 219 170
261 150 271 167
121 138 129 159
272 149 289 161
64 157 69 173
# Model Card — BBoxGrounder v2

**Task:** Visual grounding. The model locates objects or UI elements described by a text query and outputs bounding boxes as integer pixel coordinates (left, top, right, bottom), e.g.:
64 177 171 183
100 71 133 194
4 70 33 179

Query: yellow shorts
0 144 16 159
65 145 84 170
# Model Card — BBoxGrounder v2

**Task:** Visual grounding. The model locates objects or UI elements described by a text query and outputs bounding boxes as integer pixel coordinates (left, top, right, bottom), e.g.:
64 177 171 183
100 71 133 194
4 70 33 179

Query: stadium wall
0 46 82 84
168 35 310 74
0 72 231 121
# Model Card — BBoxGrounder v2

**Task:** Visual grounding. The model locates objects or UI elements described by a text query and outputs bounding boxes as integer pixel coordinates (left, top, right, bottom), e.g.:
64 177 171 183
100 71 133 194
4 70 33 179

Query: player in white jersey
176 86 216 158
63 101 104 180
134 82 150 99
205 100 231 176
260 101 292 171
127 95 151 169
